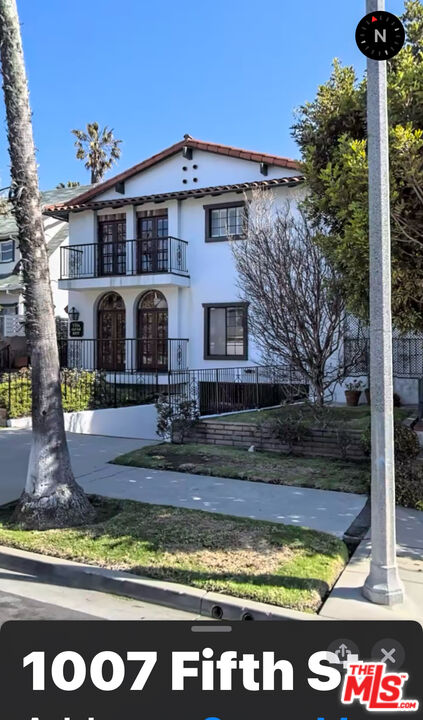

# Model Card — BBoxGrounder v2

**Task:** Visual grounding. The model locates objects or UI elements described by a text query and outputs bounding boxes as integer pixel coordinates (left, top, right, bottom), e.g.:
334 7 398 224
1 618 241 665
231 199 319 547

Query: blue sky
0 0 406 190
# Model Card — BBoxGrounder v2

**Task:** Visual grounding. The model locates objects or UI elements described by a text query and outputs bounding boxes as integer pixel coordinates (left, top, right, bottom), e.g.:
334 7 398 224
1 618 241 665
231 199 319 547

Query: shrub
0 373 31 418
394 423 420 459
0 369 101 418
395 459 423 509
156 394 199 443
61 369 97 412
263 411 311 454
361 422 420 460
361 421 422 509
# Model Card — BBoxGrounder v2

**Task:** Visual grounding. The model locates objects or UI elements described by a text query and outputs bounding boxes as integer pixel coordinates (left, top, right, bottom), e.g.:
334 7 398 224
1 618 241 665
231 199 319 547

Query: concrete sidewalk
78 463 367 537
0 429 367 537
320 505 423 624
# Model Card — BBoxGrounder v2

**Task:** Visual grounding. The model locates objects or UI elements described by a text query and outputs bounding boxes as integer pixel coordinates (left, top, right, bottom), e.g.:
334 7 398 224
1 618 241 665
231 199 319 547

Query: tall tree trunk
0 0 94 529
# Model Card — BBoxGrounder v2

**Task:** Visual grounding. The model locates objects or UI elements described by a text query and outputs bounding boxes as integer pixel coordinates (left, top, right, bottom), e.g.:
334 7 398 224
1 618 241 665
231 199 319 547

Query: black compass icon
356 11 405 60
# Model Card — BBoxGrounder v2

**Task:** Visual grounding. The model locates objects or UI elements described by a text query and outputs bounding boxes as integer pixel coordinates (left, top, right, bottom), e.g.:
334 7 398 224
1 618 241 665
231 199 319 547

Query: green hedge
0 376 31 419
0 370 157 419
0 370 99 419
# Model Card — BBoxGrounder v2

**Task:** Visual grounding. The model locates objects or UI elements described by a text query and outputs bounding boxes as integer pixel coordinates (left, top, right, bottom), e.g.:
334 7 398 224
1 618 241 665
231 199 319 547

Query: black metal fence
0 364 309 420
60 237 188 280
0 345 10 371
169 365 309 416
58 337 189 372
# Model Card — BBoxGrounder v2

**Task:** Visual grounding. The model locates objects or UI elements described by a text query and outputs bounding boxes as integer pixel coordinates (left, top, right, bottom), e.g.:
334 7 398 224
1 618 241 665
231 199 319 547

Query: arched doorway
97 292 125 370
137 290 168 371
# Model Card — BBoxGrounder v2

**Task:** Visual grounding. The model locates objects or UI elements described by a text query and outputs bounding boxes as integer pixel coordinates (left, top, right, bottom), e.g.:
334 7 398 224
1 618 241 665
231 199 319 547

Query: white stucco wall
64 142 304 372
95 149 299 203
333 375 418 406
9 403 159 440
64 403 159 439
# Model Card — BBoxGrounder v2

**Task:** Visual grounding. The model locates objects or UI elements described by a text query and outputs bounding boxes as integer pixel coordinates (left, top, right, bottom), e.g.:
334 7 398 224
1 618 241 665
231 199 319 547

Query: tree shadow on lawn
0 499 343 607
128 563 330 597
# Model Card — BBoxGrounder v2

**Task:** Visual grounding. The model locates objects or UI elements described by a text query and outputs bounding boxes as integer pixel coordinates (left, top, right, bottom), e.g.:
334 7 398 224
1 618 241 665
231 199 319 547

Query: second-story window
0 239 14 263
98 214 126 276
137 213 169 273
204 202 245 242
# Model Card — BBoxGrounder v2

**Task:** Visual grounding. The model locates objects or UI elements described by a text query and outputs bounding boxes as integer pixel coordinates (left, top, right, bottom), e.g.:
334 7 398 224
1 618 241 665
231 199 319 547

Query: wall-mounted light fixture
67 306 80 321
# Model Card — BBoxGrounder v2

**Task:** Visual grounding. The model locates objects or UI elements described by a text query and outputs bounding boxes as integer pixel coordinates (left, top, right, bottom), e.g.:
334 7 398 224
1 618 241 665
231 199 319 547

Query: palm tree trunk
0 0 93 529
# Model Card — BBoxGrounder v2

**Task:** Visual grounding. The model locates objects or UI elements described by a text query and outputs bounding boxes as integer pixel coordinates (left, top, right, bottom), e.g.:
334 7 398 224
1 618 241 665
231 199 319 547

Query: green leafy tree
56 181 80 189
72 122 122 184
292 0 423 332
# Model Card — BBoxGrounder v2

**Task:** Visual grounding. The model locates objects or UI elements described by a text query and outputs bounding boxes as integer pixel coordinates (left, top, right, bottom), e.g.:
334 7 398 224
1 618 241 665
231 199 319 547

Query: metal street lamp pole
363 0 404 604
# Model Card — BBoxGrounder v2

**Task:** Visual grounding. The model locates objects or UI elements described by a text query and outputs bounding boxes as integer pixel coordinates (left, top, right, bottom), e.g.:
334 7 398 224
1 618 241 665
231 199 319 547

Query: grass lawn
212 404 412 430
0 497 348 613
112 442 370 494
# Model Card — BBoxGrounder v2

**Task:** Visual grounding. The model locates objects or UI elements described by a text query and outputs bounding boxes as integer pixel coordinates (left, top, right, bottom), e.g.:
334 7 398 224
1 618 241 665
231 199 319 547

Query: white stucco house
40 135 419 416
44 135 304 379
0 185 91 367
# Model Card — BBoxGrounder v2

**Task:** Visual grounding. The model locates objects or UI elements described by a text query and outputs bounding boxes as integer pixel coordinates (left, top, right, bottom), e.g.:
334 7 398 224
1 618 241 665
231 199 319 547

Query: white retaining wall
333 377 418 406
8 403 159 440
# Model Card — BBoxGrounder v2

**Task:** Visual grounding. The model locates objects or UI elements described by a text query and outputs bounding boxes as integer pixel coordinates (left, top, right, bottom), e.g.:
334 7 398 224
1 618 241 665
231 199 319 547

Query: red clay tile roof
44 176 305 217
46 136 300 210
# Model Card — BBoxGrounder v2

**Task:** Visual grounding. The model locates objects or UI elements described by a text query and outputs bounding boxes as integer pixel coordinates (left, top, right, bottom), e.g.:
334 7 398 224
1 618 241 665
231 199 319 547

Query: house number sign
69 321 84 338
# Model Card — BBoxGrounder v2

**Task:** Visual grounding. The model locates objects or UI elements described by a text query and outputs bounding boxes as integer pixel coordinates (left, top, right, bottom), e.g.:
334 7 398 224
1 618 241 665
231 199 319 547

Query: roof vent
115 180 125 194
182 146 193 160
260 162 268 176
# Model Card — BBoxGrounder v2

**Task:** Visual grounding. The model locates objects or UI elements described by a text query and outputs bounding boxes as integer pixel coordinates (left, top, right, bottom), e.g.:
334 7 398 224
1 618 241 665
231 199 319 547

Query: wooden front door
137 216 168 273
98 216 126 276
137 290 168 371
97 292 126 370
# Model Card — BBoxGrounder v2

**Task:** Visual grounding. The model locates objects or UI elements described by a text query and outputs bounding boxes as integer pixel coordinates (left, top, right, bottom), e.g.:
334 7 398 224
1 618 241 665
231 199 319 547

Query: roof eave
43 176 305 218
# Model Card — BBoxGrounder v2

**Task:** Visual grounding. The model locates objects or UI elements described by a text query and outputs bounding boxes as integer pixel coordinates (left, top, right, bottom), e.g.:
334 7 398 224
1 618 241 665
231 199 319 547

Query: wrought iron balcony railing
60 237 188 280
58 337 189 373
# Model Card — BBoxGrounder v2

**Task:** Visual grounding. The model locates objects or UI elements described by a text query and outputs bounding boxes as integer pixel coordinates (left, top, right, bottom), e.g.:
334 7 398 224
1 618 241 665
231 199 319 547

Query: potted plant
345 380 364 407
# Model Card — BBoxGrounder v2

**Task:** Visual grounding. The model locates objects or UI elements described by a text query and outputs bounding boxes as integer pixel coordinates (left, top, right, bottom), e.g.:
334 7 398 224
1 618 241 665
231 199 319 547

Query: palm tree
0 0 93 529
72 122 122 183
56 181 80 189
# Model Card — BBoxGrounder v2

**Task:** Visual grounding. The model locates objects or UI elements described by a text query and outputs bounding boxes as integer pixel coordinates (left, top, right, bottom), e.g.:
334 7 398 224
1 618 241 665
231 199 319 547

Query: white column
125 205 136 276
167 199 181 272
167 199 180 237
363 0 404 605
125 290 136 371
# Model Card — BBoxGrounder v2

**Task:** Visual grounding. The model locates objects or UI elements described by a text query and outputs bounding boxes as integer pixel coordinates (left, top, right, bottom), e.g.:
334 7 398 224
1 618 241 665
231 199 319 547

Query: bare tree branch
231 190 354 405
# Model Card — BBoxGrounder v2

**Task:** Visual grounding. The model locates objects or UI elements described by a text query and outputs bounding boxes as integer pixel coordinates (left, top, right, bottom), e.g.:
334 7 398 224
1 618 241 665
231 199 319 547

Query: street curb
343 497 371 550
0 546 316 622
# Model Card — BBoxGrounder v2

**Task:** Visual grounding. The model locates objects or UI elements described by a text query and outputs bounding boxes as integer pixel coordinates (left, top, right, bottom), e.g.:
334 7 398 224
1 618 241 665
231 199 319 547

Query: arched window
137 291 168 370
97 292 125 370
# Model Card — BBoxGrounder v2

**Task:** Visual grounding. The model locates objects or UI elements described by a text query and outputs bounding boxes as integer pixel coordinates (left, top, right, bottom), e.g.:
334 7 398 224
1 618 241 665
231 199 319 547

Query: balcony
59 237 190 290
59 337 189 373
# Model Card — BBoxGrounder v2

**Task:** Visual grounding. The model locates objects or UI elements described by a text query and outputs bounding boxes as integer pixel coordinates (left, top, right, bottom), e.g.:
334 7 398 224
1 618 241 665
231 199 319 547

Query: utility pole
362 0 404 604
